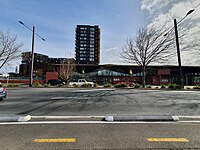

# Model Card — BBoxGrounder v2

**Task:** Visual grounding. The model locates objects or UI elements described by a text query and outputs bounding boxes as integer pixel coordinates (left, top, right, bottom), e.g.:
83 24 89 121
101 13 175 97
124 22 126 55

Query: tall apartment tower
75 25 100 65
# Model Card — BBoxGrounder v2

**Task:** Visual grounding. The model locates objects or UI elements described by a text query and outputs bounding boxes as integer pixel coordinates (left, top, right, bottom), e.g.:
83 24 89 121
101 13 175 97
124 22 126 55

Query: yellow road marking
33 138 76 143
147 138 189 142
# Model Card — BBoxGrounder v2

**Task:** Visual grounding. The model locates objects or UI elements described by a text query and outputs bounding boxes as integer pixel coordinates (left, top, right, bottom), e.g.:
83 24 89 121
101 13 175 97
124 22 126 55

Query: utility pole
174 19 184 89
29 26 35 87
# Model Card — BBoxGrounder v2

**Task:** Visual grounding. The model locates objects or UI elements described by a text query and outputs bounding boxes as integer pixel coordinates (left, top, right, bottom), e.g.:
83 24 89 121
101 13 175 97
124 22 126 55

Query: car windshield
0 0 200 149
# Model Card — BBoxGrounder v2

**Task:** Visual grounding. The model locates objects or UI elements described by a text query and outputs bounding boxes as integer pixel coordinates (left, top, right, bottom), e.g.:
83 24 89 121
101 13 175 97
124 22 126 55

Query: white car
69 79 94 87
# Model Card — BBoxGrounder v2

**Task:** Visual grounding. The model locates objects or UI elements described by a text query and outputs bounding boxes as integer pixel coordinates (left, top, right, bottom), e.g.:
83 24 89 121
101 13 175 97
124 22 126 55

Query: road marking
147 138 189 142
2 120 200 125
33 138 76 143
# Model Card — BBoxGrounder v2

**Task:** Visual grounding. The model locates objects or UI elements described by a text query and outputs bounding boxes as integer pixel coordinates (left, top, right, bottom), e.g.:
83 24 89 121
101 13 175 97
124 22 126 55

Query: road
0 88 200 149
1 122 200 149
0 88 200 116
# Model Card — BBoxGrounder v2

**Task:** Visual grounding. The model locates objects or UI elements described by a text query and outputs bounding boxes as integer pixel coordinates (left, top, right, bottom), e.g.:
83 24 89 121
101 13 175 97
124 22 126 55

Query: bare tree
59 58 76 82
120 26 175 87
0 30 23 69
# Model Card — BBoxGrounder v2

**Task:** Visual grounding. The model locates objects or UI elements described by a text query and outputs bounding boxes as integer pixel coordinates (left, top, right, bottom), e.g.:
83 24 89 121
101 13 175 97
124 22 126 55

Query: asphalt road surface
0 88 200 116
1 88 200 149
1 122 200 149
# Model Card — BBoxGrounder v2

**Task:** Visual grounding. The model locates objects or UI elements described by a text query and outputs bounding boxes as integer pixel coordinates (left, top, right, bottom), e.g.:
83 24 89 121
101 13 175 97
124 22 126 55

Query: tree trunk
142 67 146 88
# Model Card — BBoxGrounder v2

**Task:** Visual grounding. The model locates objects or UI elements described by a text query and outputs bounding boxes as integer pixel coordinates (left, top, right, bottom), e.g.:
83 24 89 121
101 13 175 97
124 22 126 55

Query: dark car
47 79 65 86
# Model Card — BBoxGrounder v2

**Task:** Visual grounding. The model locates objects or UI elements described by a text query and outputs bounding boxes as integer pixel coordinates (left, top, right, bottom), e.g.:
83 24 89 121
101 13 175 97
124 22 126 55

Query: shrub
134 84 141 88
161 84 166 88
168 84 182 90
175 85 182 89
81 83 87 88
57 84 64 87
168 84 176 89
94 83 98 87
114 83 128 88
7 84 19 87
104 83 112 88
44 84 49 87
81 83 92 88
33 82 41 87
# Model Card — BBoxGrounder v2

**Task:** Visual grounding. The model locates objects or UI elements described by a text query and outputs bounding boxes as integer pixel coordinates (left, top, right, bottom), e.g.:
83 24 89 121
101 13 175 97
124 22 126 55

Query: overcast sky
0 0 200 73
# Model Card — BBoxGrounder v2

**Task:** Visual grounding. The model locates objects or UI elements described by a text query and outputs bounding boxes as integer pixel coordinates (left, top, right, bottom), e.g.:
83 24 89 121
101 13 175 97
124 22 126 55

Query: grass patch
114 83 128 88
103 83 112 88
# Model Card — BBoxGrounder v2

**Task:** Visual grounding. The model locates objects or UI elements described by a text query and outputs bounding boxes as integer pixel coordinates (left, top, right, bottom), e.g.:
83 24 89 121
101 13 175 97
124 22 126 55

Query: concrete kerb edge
31 116 105 119
18 115 32 122
105 115 179 122
0 115 31 122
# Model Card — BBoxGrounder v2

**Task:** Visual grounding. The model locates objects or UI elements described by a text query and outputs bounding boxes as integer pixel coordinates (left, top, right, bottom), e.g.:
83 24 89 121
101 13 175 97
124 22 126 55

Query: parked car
0 84 6 100
69 79 94 87
47 79 65 86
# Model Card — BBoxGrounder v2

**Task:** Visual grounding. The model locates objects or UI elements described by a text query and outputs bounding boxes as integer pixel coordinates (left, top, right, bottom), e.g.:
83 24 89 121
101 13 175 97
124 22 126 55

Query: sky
0 0 200 73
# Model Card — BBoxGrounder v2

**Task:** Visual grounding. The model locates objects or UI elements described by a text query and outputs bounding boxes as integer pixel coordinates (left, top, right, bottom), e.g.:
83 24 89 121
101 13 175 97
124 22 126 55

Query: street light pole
164 9 194 89
19 21 45 87
174 19 184 88
29 26 35 87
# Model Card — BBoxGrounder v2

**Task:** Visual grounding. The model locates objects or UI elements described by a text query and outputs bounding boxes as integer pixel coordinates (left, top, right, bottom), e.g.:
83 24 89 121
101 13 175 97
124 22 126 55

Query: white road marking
2 120 200 125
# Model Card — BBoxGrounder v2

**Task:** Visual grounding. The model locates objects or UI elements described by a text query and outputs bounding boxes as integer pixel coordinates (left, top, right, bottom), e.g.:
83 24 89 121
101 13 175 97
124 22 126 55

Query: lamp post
164 9 194 89
174 9 194 89
19 21 45 87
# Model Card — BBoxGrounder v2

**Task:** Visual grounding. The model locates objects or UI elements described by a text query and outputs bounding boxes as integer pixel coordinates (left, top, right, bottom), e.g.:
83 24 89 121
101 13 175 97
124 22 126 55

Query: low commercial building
16 52 200 85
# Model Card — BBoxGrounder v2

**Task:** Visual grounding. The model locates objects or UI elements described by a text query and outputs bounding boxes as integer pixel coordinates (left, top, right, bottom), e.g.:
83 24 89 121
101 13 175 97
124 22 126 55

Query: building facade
75 25 100 65
18 52 200 85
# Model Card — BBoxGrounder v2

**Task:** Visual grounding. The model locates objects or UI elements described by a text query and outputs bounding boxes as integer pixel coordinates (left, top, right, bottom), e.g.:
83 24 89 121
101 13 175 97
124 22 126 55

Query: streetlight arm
163 9 195 37
186 9 195 16
19 21 45 41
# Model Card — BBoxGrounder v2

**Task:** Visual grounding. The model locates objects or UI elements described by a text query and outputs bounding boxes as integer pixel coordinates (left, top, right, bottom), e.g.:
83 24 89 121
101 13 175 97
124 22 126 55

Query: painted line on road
33 138 76 143
2 120 200 125
147 138 189 142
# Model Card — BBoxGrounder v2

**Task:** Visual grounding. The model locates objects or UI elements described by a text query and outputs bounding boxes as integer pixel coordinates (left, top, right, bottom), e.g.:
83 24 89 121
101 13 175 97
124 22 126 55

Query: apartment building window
90 58 94 61
80 51 86 54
